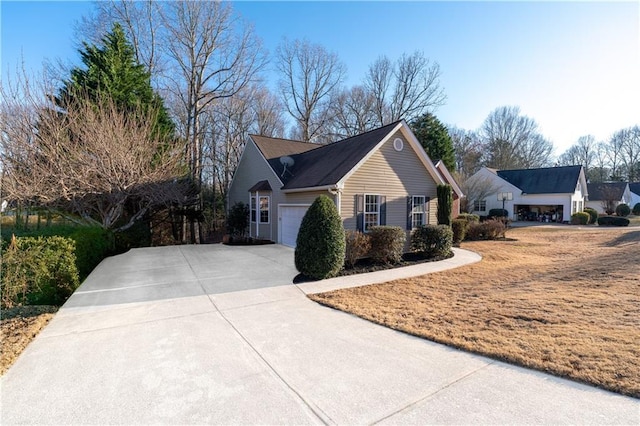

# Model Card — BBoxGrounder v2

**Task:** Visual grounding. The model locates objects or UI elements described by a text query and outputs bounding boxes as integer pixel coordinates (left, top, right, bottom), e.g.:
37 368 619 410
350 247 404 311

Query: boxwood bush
368 226 406 264
583 207 598 224
344 230 371 268
570 212 590 225
1 235 80 307
488 208 508 218
597 216 630 227
615 203 631 217
295 195 345 279
410 225 453 258
451 219 467 246
633 203 640 216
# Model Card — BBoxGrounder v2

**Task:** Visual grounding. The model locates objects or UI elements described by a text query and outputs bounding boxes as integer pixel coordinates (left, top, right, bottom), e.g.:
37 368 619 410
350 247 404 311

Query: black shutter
380 195 386 226
407 196 413 230
356 194 364 232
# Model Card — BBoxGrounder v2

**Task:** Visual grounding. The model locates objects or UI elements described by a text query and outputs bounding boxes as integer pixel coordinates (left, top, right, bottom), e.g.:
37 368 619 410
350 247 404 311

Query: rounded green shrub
451 219 467 246
632 203 640 216
410 225 453 258
597 216 630 227
570 212 589 225
369 226 406 264
488 208 508 218
583 207 598 224
295 195 345 279
615 203 631 217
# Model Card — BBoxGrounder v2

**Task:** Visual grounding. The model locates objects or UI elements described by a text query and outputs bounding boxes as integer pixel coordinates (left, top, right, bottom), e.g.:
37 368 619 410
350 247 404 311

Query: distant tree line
2 1 638 245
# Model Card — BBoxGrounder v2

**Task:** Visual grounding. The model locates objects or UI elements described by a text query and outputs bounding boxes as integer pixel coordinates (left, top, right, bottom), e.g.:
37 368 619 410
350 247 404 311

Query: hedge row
1 236 80 308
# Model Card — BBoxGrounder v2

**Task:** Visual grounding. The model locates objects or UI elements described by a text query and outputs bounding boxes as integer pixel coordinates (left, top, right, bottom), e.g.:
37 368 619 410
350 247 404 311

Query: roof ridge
498 164 581 173
250 134 316 146
292 120 403 157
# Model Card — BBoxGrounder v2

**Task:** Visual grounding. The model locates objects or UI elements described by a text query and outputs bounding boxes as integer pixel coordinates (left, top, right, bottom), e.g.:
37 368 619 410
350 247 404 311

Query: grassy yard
310 225 640 398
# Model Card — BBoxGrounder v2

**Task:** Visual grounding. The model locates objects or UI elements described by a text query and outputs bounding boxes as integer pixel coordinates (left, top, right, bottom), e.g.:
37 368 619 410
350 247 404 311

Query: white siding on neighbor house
341 130 439 236
228 140 285 241
468 167 587 222
630 190 640 210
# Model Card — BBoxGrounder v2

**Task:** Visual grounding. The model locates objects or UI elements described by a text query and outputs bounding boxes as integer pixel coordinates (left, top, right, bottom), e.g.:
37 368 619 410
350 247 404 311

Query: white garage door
280 205 309 248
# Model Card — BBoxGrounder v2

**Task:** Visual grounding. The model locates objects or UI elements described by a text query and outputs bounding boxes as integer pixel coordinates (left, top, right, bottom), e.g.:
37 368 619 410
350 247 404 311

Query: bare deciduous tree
449 127 484 178
459 174 501 214
276 38 346 143
328 85 378 139
481 106 553 169
365 51 445 126
76 0 163 77
558 135 596 178
0 75 188 231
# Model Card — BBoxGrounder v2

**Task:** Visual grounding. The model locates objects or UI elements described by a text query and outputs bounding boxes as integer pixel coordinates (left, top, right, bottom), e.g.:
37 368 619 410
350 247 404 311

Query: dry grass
310 226 640 398
1 306 58 375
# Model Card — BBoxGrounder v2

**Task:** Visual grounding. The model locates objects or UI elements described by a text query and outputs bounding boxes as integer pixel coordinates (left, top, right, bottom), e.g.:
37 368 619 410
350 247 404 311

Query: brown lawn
310 226 640 398
1 306 58 375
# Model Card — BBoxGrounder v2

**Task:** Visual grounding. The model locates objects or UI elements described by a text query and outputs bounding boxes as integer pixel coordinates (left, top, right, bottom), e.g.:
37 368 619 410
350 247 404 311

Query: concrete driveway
1 244 638 424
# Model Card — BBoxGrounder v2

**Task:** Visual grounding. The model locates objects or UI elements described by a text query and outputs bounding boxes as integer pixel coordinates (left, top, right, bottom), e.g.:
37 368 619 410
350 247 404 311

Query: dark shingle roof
251 135 318 159
629 182 640 196
587 182 627 201
252 121 402 190
496 165 583 194
248 180 272 192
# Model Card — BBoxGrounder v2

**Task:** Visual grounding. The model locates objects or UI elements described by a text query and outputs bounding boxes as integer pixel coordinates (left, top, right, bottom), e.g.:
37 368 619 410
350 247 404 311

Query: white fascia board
282 184 340 194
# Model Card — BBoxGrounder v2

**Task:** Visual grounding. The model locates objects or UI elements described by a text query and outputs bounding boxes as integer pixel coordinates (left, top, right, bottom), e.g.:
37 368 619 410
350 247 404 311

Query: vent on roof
280 156 295 178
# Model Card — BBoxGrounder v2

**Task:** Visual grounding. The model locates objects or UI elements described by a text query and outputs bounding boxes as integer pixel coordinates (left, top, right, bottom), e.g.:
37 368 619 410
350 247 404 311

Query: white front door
279 205 309 248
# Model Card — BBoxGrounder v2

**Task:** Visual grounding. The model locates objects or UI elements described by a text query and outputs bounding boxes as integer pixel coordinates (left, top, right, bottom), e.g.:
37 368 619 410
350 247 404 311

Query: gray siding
341 130 439 236
228 141 285 241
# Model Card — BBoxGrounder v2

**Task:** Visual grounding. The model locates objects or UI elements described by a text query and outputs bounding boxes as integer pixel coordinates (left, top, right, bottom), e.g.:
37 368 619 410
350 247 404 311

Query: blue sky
2 1 639 154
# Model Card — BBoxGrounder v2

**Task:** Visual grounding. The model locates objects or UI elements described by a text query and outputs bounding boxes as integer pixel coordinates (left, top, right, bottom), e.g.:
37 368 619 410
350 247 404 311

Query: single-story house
228 120 463 247
466 165 588 222
629 183 640 210
585 182 632 214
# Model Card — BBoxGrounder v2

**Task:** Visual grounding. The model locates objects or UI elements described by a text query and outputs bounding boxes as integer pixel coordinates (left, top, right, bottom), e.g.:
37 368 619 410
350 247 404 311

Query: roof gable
496 165 583 194
251 135 319 160
587 182 628 201
258 122 402 190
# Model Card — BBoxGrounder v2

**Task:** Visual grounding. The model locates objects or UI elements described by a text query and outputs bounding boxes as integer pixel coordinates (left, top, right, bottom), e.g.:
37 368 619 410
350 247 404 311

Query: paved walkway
1 244 638 424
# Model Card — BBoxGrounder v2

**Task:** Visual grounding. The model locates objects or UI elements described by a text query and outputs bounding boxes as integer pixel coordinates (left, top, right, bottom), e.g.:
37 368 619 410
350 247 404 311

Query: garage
279 205 310 247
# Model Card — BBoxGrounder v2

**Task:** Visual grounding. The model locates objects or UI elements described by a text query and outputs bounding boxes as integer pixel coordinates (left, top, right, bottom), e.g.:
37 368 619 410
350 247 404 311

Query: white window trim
474 199 487 212
412 195 427 229
258 195 270 224
250 196 257 223
364 193 380 232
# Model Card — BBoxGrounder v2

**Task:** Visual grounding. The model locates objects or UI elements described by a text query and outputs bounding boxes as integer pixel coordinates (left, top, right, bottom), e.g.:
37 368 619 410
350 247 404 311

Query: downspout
328 186 342 217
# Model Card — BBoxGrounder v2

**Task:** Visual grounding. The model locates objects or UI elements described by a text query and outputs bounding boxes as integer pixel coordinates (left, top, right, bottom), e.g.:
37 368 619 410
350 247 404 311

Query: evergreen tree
410 112 456 171
57 23 174 140
437 184 453 226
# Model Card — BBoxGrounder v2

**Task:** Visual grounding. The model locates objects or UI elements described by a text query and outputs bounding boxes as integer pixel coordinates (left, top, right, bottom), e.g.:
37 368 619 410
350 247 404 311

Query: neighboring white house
466 165 588 222
630 183 640 210
585 182 632 214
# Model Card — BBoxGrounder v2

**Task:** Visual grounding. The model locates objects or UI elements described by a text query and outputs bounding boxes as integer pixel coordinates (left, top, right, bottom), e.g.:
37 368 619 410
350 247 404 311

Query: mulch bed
294 251 453 283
